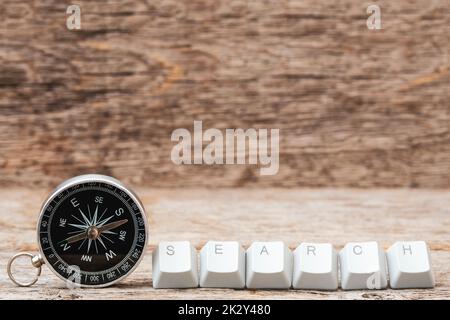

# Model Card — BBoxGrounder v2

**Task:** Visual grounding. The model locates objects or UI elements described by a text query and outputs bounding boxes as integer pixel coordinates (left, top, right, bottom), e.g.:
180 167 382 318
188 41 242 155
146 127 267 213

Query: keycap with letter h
152 240 435 290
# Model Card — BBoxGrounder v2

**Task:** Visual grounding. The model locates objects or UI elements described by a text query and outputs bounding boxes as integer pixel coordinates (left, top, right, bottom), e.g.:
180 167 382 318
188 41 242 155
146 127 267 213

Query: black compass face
38 180 146 286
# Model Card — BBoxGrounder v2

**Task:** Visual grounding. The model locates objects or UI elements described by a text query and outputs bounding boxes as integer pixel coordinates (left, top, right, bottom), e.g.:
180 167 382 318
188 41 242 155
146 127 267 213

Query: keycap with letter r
152 241 198 288
340 241 387 290
387 241 435 289
292 243 338 290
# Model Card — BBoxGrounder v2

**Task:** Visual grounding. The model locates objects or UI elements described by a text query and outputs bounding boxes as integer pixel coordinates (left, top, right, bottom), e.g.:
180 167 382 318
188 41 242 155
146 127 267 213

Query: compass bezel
36 174 148 288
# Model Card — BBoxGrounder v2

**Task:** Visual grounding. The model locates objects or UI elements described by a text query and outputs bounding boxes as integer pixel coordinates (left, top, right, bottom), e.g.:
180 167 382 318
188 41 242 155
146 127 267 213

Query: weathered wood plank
0 0 449 188
0 188 448 299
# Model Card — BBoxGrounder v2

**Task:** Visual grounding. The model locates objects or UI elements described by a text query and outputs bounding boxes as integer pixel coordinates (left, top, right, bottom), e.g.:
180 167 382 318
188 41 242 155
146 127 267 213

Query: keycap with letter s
152 241 198 288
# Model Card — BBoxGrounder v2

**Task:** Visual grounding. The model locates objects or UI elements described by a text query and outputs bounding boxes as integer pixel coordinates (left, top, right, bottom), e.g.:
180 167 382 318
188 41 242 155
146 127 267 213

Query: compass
7 174 148 287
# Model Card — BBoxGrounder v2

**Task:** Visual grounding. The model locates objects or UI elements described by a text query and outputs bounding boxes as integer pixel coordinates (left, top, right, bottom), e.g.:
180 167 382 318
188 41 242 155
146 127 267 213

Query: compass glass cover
38 180 146 286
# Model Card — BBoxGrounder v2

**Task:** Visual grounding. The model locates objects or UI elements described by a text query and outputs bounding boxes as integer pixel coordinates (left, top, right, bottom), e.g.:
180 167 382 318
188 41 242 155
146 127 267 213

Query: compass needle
63 231 87 244
98 219 128 232
68 230 85 235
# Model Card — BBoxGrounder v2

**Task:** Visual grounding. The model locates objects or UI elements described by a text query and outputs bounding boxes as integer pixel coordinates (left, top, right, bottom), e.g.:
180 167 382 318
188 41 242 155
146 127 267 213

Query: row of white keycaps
152 241 435 290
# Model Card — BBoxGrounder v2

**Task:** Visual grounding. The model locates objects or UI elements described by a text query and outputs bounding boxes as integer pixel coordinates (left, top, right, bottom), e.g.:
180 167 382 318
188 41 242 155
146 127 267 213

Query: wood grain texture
0 0 450 188
0 188 449 299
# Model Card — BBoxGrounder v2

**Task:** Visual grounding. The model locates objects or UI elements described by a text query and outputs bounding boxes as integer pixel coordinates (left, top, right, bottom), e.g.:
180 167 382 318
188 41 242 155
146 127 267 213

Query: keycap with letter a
246 241 292 289
340 241 387 290
292 243 338 290
200 241 245 288
152 241 198 288
387 241 435 289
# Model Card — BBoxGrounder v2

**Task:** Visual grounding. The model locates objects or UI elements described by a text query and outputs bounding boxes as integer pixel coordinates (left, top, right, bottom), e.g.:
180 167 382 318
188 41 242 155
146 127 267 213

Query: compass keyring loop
7 252 43 287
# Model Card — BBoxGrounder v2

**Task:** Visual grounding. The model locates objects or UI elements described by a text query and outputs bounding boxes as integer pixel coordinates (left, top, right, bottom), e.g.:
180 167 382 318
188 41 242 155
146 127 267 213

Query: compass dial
37 175 147 287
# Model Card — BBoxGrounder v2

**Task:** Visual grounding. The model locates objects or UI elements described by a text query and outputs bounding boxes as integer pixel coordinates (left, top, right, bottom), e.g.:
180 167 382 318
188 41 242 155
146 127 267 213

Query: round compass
35 174 148 287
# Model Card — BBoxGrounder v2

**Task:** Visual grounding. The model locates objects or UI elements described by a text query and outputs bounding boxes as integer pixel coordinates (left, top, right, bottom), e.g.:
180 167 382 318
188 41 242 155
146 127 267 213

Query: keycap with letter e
200 241 245 288
387 241 435 289
246 241 292 289
152 241 198 288
293 243 338 290
340 241 387 290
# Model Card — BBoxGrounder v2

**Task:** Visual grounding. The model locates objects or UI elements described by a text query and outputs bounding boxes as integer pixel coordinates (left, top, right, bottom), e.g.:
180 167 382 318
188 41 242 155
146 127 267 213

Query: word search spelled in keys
151 241 435 290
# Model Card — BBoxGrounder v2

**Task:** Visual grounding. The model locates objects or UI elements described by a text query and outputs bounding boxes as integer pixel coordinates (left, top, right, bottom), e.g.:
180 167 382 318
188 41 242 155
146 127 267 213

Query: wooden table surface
0 188 449 300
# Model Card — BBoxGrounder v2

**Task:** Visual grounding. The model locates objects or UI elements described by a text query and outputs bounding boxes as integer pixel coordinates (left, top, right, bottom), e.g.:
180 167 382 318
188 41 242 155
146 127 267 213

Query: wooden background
1 0 450 188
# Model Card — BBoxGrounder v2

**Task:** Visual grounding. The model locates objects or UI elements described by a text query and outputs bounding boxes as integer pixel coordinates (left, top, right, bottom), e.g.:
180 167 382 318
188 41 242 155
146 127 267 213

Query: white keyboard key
200 241 245 288
152 241 198 288
246 241 292 289
292 243 338 290
387 241 435 289
340 241 387 290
